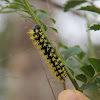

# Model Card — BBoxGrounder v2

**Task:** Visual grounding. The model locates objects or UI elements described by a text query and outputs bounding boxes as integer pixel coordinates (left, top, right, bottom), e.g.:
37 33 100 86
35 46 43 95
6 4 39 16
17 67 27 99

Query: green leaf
79 83 99 91
38 9 47 14
89 24 100 31
64 0 86 11
96 78 100 85
31 6 37 11
62 46 84 59
75 74 87 83
78 5 100 14
37 13 49 19
81 65 95 78
10 2 26 9
50 18 56 24
58 41 68 49
37 13 56 24
88 58 100 73
39 20 48 31
66 58 81 73
48 26 58 33
31 7 48 14
77 50 86 60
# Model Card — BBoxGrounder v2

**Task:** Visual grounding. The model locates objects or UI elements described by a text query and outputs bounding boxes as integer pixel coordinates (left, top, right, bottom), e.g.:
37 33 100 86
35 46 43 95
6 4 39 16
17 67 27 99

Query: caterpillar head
35 25 41 30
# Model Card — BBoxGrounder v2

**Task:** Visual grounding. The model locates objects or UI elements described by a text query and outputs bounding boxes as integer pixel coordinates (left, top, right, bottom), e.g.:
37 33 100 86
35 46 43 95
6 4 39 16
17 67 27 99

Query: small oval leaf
79 83 99 91
89 24 100 31
49 26 58 33
78 6 100 14
88 58 100 73
64 0 86 11
75 74 87 83
81 65 95 78
50 18 56 24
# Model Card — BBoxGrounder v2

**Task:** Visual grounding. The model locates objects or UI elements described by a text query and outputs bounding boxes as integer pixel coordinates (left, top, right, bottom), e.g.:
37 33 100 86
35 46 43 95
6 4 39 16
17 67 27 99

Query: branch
22 0 79 90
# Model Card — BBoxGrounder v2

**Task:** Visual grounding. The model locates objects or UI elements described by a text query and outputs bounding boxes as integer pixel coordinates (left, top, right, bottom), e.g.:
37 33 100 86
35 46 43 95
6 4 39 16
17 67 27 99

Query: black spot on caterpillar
28 25 67 81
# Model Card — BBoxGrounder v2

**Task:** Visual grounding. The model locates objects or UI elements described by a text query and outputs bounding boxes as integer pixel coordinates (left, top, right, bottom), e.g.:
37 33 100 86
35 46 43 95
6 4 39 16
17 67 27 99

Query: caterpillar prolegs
28 25 67 81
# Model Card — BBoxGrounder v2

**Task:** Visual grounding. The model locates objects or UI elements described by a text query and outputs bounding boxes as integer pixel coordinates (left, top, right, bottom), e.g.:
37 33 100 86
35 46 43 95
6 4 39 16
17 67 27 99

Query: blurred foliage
0 16 13 67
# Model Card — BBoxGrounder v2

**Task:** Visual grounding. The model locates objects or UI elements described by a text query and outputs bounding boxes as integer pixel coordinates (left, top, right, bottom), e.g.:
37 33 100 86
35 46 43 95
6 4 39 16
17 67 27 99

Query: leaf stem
22 0 79 91
87 72 100 83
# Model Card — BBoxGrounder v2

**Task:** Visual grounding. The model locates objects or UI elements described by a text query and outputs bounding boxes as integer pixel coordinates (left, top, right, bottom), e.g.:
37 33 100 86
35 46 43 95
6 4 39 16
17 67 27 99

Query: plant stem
63 81 66 90
22 0 79 91
85 14 96 58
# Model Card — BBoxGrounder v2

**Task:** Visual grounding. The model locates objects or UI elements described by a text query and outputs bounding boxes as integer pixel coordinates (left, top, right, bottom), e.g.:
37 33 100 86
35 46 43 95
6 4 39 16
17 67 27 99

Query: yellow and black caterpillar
28 25 67 81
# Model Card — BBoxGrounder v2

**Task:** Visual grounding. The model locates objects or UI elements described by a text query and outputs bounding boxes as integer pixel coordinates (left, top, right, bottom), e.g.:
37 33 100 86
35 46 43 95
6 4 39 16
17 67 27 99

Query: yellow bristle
50 53 53 57
34 35 38 38
48 63 53 67
62 67 65 71
33 41 38 45
47 47 50 51
51 72 55 75
35 29 39 33
50 67 56 71
27 30 35 35
50 68 53 71
39 32 42 35
40 50 45 54
54 76 58 80
51 49 54 53
43 55 48 59
60 63 63 66
52 57 56 61
30 36 34 40
40 39 43 42
53 54 56 58
44 40 47 43
51 71 57 75
63 71 67 75
43 43 47 47
41 35 45 39
58 69 62 73
46 59 51 63
37 45 42 49
48 44 51 48
57 65 60 69
61 74 66 79
57 58 60 62
39 29 42 31
55 62 58 65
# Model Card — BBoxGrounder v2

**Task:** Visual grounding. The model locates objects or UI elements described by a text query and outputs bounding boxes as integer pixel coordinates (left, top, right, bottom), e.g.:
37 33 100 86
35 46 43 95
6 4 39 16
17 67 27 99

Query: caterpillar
28 25 67 81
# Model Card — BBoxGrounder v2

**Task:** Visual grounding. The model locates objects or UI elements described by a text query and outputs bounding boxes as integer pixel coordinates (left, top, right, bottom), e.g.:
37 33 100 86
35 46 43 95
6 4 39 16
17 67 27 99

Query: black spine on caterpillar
28 25 67 81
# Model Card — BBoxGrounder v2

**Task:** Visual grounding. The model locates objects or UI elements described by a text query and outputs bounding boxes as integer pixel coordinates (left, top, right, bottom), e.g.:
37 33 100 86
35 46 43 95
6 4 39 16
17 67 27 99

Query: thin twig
63 82 66 90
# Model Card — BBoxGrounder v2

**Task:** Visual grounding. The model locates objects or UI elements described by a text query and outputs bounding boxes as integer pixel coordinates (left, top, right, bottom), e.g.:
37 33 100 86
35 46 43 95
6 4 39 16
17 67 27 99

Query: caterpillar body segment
28 25 67 81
